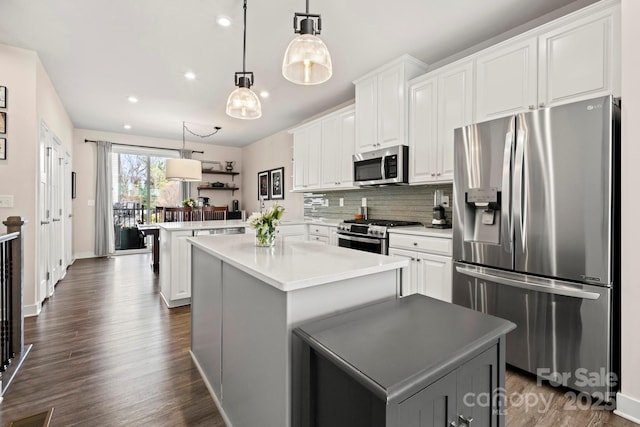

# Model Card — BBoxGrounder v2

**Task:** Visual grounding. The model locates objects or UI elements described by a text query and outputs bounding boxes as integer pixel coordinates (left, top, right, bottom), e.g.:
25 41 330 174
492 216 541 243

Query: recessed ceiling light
259 91 269 98
124 124 132 130
217 16 232 27
127 96 139 104
184 71 196 80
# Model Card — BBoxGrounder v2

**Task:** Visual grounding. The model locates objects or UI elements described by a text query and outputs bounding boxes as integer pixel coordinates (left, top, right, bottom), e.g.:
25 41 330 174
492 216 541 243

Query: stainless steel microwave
353 145 409 186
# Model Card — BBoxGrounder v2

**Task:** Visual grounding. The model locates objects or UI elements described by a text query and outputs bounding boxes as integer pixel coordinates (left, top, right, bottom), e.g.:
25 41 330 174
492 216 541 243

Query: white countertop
387 225 453 238
188 234 408 292
157 220 247 231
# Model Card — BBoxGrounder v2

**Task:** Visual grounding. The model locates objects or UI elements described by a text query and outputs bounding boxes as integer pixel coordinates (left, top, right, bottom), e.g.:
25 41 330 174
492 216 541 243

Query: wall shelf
197 186 239 196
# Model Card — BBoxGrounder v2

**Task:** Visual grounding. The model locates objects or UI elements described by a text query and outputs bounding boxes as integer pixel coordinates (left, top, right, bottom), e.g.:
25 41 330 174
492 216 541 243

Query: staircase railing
0 216 30 397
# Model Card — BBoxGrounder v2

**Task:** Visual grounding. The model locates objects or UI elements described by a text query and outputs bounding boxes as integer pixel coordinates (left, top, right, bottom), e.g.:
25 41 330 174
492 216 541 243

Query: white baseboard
74 251 97 259
615 392 640 424
190 351 233 427
23 302 42 317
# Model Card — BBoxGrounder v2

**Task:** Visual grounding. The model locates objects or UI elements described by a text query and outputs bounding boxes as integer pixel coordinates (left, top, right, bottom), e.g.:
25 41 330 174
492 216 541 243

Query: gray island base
294 294 516 427
188 234 409 427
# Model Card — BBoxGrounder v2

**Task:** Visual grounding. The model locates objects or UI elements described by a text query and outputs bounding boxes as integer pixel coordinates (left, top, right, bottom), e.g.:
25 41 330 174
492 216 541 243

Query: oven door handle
338 234 382 245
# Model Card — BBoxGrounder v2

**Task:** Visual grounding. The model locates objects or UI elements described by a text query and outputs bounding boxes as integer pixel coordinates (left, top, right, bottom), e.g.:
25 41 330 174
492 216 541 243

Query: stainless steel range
336 219 422 255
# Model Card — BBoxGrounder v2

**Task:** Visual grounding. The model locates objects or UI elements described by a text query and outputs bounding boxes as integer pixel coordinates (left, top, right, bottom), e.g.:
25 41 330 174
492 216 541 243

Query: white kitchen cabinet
292 122 322 191
437 60 473 182
160 229 193 307
408 76 438 184
321 106 356 189
354 55 427 153
328 225 338 246
475 37 538 122
538 4 620 108
276 224 306 242
408 60 472 184
292 105 355 192
473 1 619 120
389 232 452 302
308 224 329 245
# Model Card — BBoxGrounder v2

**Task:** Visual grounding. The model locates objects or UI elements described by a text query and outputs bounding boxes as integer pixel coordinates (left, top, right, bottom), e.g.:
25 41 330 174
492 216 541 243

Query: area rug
5 408 53 427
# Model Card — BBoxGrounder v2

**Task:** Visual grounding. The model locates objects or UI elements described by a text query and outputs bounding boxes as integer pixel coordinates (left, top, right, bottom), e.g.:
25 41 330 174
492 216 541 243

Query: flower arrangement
247 203 285 247
182 198 197 208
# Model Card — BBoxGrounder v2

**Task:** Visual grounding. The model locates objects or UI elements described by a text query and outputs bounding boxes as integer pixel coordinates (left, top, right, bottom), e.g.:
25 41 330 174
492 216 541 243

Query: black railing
0 216 29 396
113 204 150 250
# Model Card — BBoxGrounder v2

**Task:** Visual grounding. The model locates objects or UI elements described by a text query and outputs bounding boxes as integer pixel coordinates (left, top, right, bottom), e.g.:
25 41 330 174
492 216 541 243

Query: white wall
240 129 304 219
72 128 242 257
0 43 73 314
617 0 640 422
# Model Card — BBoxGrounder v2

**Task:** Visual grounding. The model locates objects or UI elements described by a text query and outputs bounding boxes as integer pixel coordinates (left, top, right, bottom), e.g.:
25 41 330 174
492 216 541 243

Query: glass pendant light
282 0 332 85
226 0 262 119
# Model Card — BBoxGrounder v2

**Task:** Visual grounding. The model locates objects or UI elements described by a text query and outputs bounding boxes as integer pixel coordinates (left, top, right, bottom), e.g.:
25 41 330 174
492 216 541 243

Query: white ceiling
0 0 593 147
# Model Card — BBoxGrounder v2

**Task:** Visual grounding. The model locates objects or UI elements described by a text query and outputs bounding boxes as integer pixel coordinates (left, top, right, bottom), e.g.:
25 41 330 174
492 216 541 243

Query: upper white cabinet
292 122 322 191
538 5 620 107
408 60 473 184
291 104 356 192
474 0 620 121
354 55 427 153
321 106 356 189
475 38 538 122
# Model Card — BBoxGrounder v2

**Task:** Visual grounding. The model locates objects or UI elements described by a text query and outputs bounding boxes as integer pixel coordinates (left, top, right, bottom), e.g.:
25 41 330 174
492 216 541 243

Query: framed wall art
0 138 5 160
0 86 6 108
258 170 270 200
0 112 5 134
269 167 284 200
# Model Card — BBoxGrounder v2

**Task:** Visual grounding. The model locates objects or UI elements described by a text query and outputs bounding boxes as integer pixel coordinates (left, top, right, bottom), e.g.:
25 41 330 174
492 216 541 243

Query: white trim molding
615 392 640 424
24 302 42 317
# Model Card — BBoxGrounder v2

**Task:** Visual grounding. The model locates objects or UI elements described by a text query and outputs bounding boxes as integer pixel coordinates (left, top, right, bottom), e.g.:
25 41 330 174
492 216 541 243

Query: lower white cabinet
307 224 329 244
160 229 193 307
389 232 452 302
276 224 307 242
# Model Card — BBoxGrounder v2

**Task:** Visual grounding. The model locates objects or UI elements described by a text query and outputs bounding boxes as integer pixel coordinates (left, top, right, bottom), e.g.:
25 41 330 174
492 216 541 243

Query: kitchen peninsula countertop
188 233 408 292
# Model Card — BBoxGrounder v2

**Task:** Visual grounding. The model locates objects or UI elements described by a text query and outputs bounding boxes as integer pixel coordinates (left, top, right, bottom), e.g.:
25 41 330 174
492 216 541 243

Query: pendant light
226 0 262 119
165 122 203 182
282 0 332 85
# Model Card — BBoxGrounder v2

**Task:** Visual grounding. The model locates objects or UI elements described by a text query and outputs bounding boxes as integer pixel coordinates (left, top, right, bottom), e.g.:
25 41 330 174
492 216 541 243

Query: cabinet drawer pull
413 242 418 246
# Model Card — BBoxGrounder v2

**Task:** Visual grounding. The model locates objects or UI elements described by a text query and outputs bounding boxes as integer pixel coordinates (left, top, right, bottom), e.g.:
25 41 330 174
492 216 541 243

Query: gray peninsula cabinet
294 295 516 427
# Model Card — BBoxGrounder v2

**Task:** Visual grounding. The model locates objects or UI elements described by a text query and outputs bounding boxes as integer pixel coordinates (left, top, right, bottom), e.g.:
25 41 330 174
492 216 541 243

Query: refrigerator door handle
513 129 526 248
502 132 513 251
455 265 601 300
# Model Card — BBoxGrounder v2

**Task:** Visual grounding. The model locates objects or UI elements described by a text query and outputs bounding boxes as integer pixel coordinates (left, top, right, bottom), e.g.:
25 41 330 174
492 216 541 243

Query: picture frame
71 171 77 198
0 112 5 134
258 170 270 200
0 86 6 108
269 167 284 200
0 138 5 160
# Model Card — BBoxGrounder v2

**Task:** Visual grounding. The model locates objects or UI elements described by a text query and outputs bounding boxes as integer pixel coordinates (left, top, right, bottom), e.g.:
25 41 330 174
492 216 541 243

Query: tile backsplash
304 184 453 225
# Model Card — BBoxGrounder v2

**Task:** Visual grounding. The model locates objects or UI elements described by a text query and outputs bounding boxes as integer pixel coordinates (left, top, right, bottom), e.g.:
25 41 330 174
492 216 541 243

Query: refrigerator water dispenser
464 188 501 244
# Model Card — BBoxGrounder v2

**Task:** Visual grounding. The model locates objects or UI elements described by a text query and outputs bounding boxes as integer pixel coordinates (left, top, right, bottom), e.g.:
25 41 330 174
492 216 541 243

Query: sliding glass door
112 146 180 250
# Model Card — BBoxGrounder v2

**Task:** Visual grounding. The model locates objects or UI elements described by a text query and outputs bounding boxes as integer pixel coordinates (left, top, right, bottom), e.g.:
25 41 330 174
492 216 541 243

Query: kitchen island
188 233 408 427
158 220 247 307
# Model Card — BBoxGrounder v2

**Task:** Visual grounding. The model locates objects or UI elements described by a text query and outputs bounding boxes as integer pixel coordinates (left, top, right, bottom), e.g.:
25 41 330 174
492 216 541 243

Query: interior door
48 138 62 294
38 121 50 304
64 152 73 267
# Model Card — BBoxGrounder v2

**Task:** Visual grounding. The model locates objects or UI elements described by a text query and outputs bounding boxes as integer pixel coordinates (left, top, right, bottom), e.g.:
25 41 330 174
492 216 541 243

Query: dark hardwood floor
0 254 224 427
0 253 635 426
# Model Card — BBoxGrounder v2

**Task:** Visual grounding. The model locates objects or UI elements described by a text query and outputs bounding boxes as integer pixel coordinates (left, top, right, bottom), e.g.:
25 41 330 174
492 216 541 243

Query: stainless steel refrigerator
452 95 620 400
